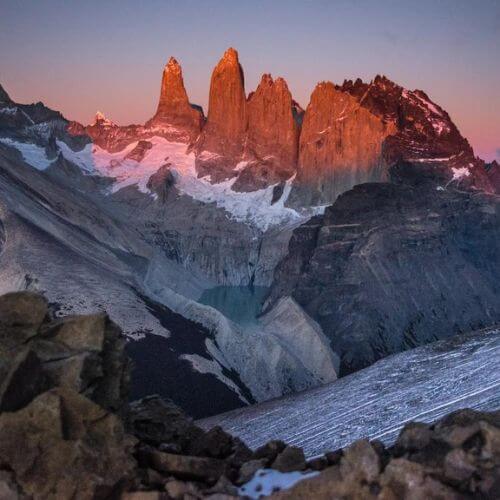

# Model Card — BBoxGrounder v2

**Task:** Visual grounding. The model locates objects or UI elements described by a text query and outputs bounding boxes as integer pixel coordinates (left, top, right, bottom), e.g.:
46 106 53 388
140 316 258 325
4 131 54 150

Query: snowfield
198 327 500 458
0 136 304 231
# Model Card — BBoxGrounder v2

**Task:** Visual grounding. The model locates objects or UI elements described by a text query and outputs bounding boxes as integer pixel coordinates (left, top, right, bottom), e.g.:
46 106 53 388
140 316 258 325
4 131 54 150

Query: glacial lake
199 286 269 326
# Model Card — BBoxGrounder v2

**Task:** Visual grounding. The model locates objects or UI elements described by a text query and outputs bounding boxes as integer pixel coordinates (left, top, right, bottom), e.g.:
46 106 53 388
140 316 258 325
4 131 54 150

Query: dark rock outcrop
124 140 153 162
146 57 203 142
0 83 12 104
487 159 500 193
268 177 500 374
146 163 176 202
0 292 129 412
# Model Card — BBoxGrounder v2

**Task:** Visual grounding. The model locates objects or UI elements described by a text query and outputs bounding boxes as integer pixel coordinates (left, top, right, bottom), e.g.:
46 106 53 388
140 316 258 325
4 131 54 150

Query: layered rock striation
267 168 500 375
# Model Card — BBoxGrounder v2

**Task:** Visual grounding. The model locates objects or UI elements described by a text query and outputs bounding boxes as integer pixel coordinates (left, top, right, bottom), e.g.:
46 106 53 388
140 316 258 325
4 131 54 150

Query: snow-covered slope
0 135 305 231
198 327 500 458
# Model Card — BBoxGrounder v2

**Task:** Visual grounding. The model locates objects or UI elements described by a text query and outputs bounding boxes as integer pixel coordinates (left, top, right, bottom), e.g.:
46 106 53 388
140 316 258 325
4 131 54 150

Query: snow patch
89 137 303 230
0 138 53 170
180 352 249 404
451 167 471 180
239 469 319 499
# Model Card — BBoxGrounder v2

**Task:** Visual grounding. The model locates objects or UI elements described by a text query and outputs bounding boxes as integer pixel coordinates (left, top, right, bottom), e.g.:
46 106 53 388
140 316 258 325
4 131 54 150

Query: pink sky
1 1 499 161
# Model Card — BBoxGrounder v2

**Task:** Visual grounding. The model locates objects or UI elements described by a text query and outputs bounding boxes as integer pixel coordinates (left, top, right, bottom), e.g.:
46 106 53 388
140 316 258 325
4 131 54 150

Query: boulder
126 395 203 452
0 387 137 500
271 445 306 473
147 449 226 484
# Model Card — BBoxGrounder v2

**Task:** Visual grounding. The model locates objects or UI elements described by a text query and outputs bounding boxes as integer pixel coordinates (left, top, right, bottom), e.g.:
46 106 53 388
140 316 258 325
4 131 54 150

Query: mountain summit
0 83 12 104
147 56 203 141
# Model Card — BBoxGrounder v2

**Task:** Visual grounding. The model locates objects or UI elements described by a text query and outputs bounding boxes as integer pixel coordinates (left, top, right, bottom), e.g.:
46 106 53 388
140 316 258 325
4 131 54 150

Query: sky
0 0 499 161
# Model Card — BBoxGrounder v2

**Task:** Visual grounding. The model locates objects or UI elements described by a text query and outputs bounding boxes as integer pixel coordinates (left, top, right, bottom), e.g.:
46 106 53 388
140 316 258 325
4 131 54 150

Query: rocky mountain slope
0 291 498 499
0 48 499 418
200 326 500 458
265 164 500 375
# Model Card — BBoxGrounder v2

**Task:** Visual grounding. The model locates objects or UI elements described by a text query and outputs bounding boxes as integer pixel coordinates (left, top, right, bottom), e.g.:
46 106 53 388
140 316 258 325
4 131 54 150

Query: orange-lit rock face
246 74 299 167
195 48 247 180
291 82 395 206
232 74 300 191
148 57 203 142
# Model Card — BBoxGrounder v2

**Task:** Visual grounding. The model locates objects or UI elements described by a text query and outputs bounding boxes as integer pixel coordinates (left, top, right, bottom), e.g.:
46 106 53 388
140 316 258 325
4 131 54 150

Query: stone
0 387 137 499
394 422 432 453
271 445 306 473
0 291 48 329
148 450 226 484
324 449 343 466
306 456 328 471
187 425 234 459
379 458 459 499
479 420 500 462
146 164 176 202
164 479 202 499
121 493 164 500
204 475 238 496
340 439 380 483
236 459 268 484
34 315 129 411
125 140 153 162
443 448 476 483
126 395 204 452
0 347 48 412
39 313 106 351
0 471 23 500
233 75 298 191
289 81 395 207
253 440 286 464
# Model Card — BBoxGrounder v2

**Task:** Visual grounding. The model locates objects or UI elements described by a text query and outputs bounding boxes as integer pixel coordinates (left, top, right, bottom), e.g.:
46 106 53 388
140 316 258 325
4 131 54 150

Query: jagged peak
165 56 182 74
222 47 239 63
0 83 12 103
93 111 114 127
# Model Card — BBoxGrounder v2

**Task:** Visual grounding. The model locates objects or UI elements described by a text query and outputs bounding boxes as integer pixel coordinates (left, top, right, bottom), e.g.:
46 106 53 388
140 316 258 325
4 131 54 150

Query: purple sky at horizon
1 0 499 161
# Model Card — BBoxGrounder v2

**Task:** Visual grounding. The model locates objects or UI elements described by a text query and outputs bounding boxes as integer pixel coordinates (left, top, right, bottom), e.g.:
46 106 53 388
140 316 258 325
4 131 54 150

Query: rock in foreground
0 291 498 499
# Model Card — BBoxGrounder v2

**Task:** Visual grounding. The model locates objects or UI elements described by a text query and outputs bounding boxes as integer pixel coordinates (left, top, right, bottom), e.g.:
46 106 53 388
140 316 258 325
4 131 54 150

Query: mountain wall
266 168 500 374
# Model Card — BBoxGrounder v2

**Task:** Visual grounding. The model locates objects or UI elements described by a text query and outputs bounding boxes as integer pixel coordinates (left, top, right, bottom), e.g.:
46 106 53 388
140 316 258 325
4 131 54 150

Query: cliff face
233 75 299 191
61 51 495 203
195 48 247 181
267 169 500 375
147 57 203 142
288 82 395 206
